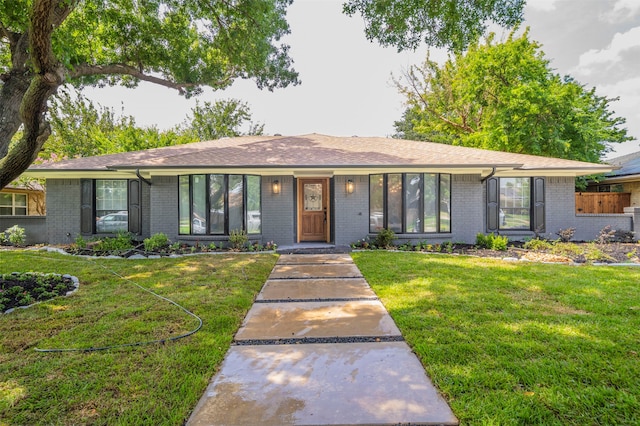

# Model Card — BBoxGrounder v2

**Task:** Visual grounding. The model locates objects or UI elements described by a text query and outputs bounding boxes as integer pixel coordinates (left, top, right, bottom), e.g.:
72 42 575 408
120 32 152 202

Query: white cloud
603 0 640 22
574 26 640 75
526 0 561 11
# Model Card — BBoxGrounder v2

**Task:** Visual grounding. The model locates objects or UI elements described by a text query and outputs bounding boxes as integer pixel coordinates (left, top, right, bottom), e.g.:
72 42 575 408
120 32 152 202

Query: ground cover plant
352 251 640 425
0 251 277 424
0 272 75 312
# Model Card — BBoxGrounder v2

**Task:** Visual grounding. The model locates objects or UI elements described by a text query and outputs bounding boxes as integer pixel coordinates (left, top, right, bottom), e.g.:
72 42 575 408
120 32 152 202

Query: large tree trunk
0 0 72 189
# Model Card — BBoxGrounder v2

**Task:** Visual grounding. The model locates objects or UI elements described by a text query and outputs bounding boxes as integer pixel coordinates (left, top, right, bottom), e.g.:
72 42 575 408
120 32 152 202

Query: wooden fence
575 192 631 214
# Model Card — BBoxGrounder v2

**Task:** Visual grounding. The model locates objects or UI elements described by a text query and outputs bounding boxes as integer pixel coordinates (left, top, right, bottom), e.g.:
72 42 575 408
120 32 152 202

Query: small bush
229 229 248 251
144 233 170 252
596 225 616 244
74 235 87 249
4 225 26 246
374 228 395 249
523 238 553 251
556 227 575 243
476 233 508 251
94 232 134 252
614 229 635 243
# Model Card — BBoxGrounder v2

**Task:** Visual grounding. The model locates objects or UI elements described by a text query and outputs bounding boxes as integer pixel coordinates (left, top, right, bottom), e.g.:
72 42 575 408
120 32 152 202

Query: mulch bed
1 273 76 313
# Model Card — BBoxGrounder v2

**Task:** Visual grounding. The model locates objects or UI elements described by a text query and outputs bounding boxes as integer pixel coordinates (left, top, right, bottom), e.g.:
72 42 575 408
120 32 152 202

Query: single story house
25 133 638 247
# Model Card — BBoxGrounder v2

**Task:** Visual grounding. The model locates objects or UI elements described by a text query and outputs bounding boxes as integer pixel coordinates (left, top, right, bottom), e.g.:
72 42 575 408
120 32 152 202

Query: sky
85 0 640 159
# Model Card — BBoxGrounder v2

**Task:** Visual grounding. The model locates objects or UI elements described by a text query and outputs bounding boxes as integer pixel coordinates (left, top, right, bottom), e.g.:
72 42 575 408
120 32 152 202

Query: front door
298 178 329 242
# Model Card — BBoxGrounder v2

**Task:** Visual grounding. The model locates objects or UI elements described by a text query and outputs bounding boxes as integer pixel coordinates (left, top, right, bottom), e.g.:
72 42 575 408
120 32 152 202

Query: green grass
0 250 276 425
352 251 640 425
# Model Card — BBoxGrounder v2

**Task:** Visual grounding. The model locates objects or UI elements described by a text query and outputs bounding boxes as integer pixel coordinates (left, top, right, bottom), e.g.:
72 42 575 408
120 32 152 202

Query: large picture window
95 180 128 233
179 174 261 235
370 173 451 233
0 193 27 216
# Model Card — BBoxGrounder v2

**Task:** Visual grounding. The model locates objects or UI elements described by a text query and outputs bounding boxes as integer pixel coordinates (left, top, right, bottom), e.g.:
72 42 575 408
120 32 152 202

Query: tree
185 99 264 141
41 91 264 159
394 30 633 164
343 0 525 51
0 0 299 189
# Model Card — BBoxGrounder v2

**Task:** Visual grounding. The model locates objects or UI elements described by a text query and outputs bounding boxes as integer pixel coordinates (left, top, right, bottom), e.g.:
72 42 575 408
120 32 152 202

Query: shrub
374 228 395 249
144 233 170 252
523 238 553 251
229 229 248 251
556 227 575 243
94 232 134 252
614 229 635 243
74 235 87 249
476 233 508 251
5 225 26 246
596 225 616 244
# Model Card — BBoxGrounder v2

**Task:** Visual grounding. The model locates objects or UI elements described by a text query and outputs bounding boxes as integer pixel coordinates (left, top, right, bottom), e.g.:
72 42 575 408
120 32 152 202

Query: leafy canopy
343 0 525 51
394 30 633 163
0 0 298 188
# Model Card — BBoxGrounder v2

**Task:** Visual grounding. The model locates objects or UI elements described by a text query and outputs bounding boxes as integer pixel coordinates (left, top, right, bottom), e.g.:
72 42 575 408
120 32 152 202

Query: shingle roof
27 133 613 175
604 151 640 177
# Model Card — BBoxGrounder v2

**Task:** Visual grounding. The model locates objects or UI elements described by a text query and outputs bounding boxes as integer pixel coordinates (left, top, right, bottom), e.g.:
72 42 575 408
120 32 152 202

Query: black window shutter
532 177 545 233
486 177 499 232
80 179 94 235
128 179 141 235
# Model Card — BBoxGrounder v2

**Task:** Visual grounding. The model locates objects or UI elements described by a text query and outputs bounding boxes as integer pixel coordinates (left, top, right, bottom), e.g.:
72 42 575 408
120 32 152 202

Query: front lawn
352 252 640 425
0 251 276 425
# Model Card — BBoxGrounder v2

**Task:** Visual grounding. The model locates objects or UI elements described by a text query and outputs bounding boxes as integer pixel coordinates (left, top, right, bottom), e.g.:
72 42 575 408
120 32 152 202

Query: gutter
136 169 152 186
480 167 497 183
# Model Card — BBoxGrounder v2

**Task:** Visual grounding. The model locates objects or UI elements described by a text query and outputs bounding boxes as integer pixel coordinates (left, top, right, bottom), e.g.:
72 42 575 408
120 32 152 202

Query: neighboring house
0 183 45 216
25 134 635 246
587 151 640 208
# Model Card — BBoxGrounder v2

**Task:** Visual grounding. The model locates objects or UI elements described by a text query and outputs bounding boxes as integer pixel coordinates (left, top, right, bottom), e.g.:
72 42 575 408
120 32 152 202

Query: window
179 175 261 235
370 173 451 233
95 180 128 233
0 193 27 215
499 178 531 230
486 177 545 233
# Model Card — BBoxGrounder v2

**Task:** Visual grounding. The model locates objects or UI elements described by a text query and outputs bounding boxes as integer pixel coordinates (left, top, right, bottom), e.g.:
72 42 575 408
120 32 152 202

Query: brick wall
45 179 81 244
0 216 47 245
261 175 295 246
333 175 369 246
149 176 179 241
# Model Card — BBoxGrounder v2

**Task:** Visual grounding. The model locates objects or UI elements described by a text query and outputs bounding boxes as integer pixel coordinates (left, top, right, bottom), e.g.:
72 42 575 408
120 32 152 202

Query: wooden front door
298 178 329 242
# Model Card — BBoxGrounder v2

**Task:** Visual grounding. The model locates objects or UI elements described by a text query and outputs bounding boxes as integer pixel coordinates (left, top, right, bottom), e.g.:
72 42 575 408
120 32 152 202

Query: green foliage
343 0 524 51
3 225 26 246
74 234 87 249
373 228 395 248
93 232 134 252
143 233 170 252
394 30 632 163
476 233 508 251
185 99 264 141
1 272 75 312
523 238 553 251
229 229 249 251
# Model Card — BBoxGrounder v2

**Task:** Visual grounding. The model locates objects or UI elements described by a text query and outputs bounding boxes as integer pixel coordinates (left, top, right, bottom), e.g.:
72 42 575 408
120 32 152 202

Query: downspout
136 169 152 186
480 167 497 183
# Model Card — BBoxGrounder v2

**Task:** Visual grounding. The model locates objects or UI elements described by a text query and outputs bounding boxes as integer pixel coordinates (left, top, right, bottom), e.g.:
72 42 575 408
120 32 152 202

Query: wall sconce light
272 180 280 194
346 179 355 194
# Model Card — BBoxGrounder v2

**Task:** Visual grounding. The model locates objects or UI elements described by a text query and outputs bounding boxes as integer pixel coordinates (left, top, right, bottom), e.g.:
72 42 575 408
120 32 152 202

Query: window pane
192 175 207 234
228 175 244 233
369 175 384 232
439 174 451 233
0 207 11 215
405 174 421 233
387 174 402 233
209 175 225 234
500 178 530 229
246 176 261 234
179 176 190 234
423 174 437 232
95 180 128 232
14 194 27 207
0 194 11 206
15 207 27 216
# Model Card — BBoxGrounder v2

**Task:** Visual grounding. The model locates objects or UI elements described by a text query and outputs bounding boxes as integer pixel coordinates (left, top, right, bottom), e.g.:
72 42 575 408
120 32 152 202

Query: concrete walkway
187 254 458 425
